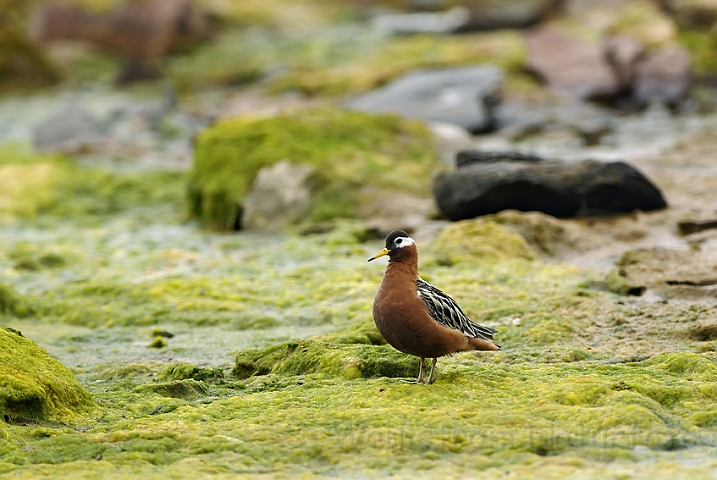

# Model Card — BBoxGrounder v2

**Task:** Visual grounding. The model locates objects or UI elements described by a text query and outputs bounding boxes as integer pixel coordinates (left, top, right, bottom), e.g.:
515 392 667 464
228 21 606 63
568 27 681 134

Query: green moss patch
188 108 440 230
233 340 418 380
0 145 184 220
134 379 210 399
0 328 98 424
158 362 224 384
425 219 537 266
0 283 33 318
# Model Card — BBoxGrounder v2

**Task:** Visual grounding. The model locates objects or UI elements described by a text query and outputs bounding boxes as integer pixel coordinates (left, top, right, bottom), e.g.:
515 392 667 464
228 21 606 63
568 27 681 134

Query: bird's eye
396 238 403 245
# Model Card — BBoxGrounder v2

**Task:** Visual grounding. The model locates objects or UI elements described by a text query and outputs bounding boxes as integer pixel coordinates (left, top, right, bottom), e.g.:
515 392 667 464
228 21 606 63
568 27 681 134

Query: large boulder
344 66 502 133
0 328 98 424
433 151 667 220
525 27 620 102
29 0 208 61
188 108 441 231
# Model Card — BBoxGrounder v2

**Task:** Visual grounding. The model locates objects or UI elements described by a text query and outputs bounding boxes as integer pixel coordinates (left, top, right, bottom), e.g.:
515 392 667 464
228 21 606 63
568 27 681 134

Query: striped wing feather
416 278 497 342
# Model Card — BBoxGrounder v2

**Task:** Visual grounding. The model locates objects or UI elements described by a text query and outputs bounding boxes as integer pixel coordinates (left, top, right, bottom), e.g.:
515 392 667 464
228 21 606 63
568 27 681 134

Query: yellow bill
367 247 390 262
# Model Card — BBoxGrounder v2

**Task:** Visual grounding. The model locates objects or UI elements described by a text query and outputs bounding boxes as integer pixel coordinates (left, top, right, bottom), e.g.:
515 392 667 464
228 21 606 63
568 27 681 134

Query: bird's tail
469 337 501 351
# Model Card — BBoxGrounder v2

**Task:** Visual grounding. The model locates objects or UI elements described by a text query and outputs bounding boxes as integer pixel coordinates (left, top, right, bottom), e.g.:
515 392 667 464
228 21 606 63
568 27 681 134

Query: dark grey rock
633 46 692 108
344 66 502 133
33 105 108 153
526 27 619 102
433 151 667 220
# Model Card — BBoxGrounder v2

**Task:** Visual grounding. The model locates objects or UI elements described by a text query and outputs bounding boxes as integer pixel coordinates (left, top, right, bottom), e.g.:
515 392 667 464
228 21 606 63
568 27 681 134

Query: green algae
188 108 440 230
2 169 717 477
5 353 717 477
233 339 417 380
0 328 98 424
163 16 528 96
147 336 167 349
0 283 33 318
266 30 526 97
680 30 717 77
424 219 537 266
159 363 224 384
134 379 210 399
0 144 185 221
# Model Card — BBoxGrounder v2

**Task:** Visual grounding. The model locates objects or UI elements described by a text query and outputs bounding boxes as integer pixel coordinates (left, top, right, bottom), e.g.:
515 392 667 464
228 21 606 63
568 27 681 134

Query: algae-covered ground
2 142 717 478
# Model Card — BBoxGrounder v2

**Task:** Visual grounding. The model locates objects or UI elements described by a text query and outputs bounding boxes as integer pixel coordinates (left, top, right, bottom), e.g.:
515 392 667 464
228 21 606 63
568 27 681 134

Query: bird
368 230 500 384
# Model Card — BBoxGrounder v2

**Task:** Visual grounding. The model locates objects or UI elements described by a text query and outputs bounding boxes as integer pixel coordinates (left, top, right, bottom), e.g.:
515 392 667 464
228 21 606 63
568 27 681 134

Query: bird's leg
416 357 425 384
426 358 438 385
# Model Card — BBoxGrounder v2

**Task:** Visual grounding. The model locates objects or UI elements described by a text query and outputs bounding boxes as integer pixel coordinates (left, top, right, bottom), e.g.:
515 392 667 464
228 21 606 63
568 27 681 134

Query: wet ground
2 81 717 478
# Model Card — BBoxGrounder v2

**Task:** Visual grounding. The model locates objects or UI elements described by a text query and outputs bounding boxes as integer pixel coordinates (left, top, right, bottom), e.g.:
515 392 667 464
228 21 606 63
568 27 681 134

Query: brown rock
604 35 646 90
526 27 619 102
29 0 208 61
633 46 692 107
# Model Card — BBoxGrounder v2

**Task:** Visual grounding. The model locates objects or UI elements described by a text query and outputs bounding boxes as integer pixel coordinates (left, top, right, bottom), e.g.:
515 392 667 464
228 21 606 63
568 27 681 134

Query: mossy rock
233 340 418 380
134 379 210 399
425 219 537 266
646 353 717 382
0 283 33 318
0 328 98 424
158 362 225 384
603 268 646 296
483 210 566 256
188 108 440 230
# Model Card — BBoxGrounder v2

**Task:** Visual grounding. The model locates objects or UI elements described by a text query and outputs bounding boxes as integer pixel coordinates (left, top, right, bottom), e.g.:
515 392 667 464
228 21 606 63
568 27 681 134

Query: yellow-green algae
188 108 440 230
0 283 33 318
0 328 98 424
233 340 418 380
163 12 528 96
4 153 717 477
0 144 185 221
423 219 538 266
159 363 225 384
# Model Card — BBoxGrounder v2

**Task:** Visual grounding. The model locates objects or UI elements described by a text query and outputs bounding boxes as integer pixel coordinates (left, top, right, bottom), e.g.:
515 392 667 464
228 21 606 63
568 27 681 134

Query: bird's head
368 230 417 263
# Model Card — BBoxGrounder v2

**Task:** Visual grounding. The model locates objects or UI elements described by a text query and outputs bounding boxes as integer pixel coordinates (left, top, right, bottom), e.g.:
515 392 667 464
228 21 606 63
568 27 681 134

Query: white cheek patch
394 237 415 248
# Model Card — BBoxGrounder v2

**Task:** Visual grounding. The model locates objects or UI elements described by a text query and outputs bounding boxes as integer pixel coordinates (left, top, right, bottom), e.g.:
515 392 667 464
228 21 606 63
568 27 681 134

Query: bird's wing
416 278 497 341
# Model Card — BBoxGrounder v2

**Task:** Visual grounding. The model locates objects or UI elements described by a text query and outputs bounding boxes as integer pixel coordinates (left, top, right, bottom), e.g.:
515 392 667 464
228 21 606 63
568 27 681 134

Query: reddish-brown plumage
369 230 500 384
